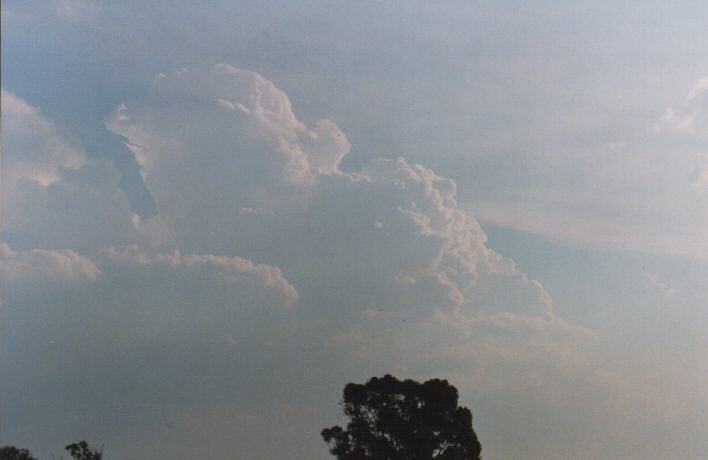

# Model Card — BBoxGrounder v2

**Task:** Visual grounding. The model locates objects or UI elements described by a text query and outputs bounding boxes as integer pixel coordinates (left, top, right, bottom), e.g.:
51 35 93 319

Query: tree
322 374 482 460
64 441 102 460
0 446 38 460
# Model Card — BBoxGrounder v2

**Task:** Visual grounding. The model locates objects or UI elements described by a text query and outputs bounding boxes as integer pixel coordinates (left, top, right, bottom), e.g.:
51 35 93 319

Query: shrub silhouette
64 441 102 460
0 446 38 460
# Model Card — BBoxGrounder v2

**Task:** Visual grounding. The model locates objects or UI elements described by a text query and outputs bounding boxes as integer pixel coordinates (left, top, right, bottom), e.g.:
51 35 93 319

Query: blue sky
2 1 707 459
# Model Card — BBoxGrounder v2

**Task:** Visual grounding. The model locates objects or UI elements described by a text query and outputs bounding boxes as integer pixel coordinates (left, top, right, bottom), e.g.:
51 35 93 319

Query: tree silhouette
64 441 102 460
0 446 38 460
322 374 482 459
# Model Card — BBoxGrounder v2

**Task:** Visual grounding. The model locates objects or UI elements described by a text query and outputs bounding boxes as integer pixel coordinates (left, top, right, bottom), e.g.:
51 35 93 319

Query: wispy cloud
657 77 708 137
644 272 677 300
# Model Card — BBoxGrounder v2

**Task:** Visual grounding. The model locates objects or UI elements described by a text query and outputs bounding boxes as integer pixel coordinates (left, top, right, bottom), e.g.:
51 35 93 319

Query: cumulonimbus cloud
103 65 597 387
2 65 659 459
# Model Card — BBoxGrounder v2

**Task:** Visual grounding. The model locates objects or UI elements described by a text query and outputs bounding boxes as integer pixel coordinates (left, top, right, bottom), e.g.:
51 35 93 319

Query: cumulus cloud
1 91 156 251
2 89 85 189
106 64 349 204
100 245 299 308
1 243 101 283
105 66 353 256
297 158 557 324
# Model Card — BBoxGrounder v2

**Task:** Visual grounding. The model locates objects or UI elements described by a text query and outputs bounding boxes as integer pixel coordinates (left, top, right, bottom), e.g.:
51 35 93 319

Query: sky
1 1 707 459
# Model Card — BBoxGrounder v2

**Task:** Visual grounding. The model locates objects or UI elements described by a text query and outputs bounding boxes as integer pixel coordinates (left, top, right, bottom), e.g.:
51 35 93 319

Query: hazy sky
2 1 707 459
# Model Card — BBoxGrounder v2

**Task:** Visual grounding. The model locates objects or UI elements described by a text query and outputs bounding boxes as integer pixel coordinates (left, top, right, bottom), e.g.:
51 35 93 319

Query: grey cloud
100 245 299 309
2 65 649 459
689 153 708 191
1 244 101 283
105 67 557 321
1 91 182 253
1 91 145 252
100 67 592 399
2 89 85 190
1 244 303 456
3 157 140 252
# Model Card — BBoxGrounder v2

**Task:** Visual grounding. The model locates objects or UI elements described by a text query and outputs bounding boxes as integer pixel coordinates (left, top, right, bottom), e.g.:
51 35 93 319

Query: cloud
2 89 85 189
6 65 689 459
460 76 708 261
302 158 556 321
100 66 597 410
1 244 302 445
102 64 556 316
644 272 677 300
107 63 349 187
657 77 708 136
107 67 557 319
1 243 101 283
1 91 158 252
54 0 98 22
469 184 708 259
105 65 352 256
100 245 299 309
118 402 328 460
326 293 599 404
689 153 708 191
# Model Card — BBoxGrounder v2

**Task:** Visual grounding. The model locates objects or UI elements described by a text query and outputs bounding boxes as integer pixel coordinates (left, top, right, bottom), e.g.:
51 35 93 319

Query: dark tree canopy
322 374 482 460
64 441 102 460
0 447 38 460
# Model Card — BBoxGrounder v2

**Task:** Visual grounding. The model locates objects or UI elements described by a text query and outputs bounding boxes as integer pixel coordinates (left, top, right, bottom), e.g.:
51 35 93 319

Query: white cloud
325 158 554 318
105 65 352 256
106 64 350 187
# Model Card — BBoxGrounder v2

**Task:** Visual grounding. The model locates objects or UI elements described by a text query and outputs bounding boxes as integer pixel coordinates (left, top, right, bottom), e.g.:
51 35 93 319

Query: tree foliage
0 446 38 460
322 374 482 459
64 441 102 460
